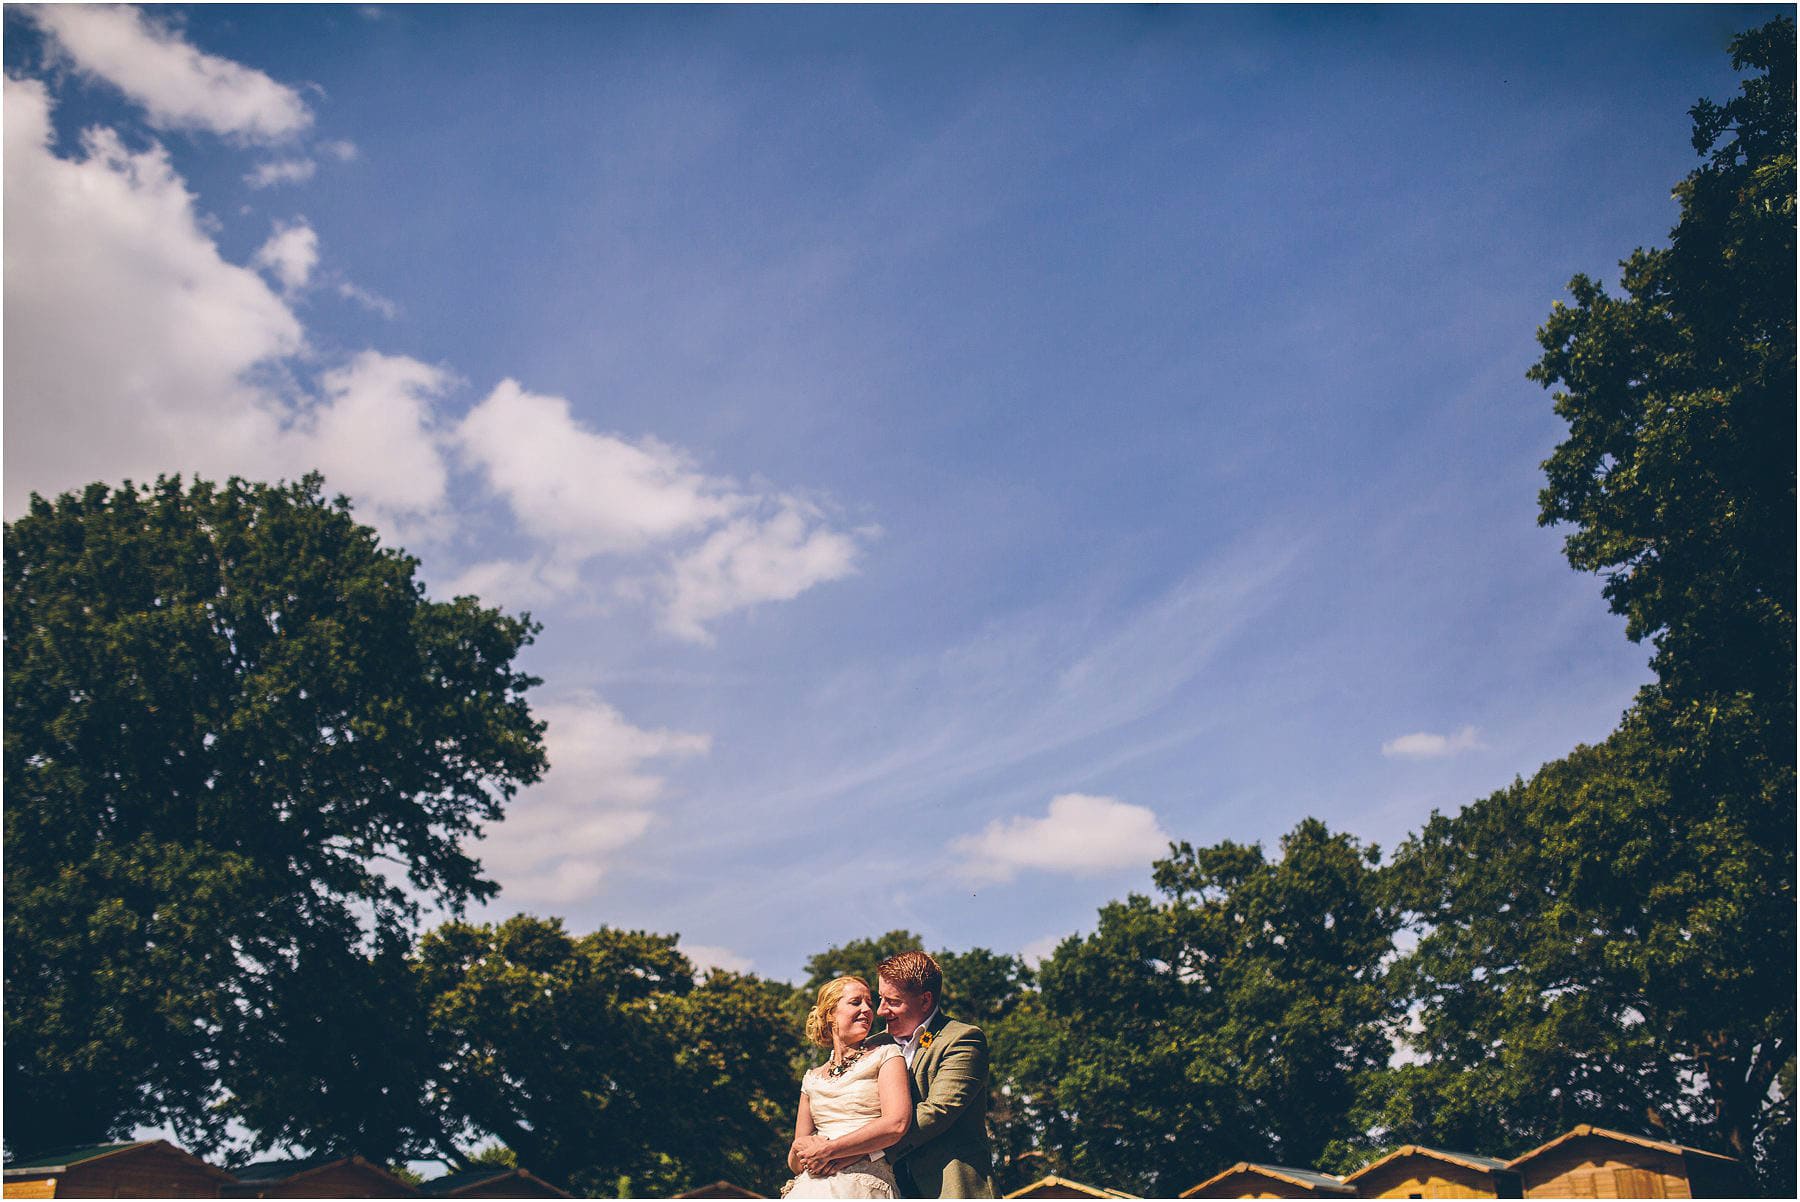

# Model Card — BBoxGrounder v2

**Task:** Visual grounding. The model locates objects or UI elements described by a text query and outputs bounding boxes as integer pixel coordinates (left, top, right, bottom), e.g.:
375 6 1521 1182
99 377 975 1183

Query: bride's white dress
784 1042 903 1199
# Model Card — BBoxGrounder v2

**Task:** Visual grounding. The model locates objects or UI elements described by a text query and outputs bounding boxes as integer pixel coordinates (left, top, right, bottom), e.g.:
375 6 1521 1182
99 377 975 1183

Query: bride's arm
803 1055 912 1163
788 1091 817 1174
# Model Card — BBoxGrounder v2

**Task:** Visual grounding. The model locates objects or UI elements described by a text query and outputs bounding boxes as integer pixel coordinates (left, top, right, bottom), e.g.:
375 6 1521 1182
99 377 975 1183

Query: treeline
5 16 1791 1201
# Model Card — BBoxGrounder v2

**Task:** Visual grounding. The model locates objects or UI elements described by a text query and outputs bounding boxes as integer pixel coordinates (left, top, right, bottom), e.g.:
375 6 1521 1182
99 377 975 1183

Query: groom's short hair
876 949 942 1002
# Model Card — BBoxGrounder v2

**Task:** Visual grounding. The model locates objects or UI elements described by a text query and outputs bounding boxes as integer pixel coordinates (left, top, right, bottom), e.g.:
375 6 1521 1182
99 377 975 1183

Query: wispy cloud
951 793 1172 885
681 942 754 976
473 692 710 906
1381 725 1484 760
253 218 318 292
29 6 311 140
245 158 317 188
337 280 398 319
457 380 738 557
454 379 866 641
657 502 862 644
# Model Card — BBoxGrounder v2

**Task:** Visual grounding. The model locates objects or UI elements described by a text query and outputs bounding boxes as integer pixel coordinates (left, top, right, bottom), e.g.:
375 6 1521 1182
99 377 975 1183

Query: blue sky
4 4 1779 983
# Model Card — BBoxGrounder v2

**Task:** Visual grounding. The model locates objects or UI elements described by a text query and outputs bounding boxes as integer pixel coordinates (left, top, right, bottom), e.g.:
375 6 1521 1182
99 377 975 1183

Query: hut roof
1506 1124 1739 1169
4 1142 151 1173
4 1139 235 1182
233 1155 343 1182
419 1166 572 1197
1343 1144 1513 1182
671 1182 766 1199
1003 1174 1140 1198
1179 1163 1355 1197
229 1153 417 1192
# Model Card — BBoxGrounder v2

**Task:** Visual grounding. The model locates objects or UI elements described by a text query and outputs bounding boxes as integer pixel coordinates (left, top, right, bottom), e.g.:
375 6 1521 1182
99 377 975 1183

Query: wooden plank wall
1517 1138 1689 1199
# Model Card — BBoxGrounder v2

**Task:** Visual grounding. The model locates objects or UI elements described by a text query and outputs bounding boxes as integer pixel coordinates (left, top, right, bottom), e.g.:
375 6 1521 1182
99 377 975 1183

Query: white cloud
474 692 710 906
319 139 359 162
254 219 319 292
294 351 451 536
245 158 317 188
3 77 301 514
454 380 867 639
337 281 398 319
3 81 456 538
1381 725 1484 760
457 379 740 557
950 793 1172 885
1020 933 1072 969
5 70 861 642
436 557 582 612
30 6 311 140
681 942 754 976
659 502 861 643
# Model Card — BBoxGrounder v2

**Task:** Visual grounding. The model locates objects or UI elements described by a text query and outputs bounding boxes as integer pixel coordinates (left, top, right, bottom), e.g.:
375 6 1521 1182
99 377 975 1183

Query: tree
1527 16 1794 875
1015 821 1396 1195
1381 20 1800 1190
3 475 545 1156
415 916 802 1197
801 930 927 995
1378 717 1793 1189
415 917 691 1194
1529 17 1793 727
661 970 810 1195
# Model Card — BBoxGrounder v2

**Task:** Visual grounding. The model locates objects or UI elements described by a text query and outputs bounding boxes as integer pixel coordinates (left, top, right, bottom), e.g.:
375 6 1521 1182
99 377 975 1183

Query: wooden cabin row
1 1142 571 1199
1 1125 1744 1200
999 1125 1747 1200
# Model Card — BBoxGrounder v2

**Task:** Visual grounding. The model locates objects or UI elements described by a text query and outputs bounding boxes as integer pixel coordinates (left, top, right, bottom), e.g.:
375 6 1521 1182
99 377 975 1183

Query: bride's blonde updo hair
805 976 869 1048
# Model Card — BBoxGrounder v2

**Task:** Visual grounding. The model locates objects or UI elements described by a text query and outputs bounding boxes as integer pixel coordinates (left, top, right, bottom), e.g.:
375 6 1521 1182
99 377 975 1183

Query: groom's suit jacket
875 1012 996 1199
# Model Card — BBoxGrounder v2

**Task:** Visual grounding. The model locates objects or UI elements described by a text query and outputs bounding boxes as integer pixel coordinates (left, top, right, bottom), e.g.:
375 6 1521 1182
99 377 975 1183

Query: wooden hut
3 1140 235 1198
224 1155 420 1198
671 1184 766 1199
1004 1175 1139 1199
1180 1163 1356 1199
417 1167 571 1199
1506 1125 1744 1199
1342 1146 1522 1198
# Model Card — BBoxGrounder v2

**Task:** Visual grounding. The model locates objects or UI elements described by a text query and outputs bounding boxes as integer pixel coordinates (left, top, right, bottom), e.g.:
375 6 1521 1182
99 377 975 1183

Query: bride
784 976 912 1198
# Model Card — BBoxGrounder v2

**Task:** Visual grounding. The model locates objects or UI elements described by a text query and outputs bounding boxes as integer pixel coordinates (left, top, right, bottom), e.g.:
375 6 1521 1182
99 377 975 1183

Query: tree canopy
1006 820 1393 1196
414 916 803 1196
3 475 545 1156
1528 17 1793 733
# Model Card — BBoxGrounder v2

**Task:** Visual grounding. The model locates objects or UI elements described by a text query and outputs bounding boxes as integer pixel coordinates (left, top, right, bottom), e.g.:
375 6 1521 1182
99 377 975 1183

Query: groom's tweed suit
873 1012 995 1198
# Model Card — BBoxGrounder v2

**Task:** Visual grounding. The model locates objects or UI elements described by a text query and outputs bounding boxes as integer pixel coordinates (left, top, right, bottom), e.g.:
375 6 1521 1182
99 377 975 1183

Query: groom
868 950 996 1198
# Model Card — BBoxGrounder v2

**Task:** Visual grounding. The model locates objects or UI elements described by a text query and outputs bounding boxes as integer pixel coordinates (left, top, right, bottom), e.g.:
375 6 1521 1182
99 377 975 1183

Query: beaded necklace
826 1044 869 1078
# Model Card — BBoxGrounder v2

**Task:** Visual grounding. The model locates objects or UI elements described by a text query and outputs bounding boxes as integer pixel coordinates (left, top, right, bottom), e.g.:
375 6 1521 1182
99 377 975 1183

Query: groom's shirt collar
898 1008 940 1069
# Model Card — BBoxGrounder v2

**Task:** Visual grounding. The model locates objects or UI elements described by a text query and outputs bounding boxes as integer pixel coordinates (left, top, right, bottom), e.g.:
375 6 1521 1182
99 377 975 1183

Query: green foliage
415 916 802 1197
3 475 545 1158
1528 18 1793 719
1375 20 1800 1192
937 947 1035 1030
468 1143 518 1168
661 971 810 1194
801 930 926 995
1526 19 1795 899
1011 820 1395 1196
1378 713 1793 1188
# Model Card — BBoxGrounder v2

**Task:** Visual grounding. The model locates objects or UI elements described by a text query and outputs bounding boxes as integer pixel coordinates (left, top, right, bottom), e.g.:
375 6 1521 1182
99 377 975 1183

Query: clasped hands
790 1133 853 1178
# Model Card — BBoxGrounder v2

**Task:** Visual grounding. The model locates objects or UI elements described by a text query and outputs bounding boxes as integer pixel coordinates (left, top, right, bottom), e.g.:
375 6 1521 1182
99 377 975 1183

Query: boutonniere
918 1030 934 1050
